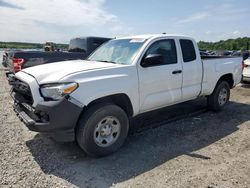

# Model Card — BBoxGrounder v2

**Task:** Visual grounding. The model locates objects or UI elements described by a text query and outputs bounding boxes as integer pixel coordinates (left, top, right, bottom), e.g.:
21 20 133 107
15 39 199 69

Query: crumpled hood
21 60 119 84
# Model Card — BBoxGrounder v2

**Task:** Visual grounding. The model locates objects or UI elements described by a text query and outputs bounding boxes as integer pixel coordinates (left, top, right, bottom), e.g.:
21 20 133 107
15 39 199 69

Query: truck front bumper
13 94 83 142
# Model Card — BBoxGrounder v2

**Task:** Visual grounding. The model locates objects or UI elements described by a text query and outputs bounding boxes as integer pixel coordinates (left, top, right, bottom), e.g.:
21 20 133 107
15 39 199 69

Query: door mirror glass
141 54 163 67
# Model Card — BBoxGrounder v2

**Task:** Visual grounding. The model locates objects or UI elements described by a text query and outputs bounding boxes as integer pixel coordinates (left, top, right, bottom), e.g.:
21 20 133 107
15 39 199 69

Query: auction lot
0 64 249 188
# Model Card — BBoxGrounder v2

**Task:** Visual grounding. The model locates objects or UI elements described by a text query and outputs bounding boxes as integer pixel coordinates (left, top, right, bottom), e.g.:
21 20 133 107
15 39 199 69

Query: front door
138 39 183 113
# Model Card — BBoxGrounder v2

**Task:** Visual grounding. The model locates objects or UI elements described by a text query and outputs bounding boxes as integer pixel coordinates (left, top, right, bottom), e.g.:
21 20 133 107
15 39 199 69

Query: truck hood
21 60 120 84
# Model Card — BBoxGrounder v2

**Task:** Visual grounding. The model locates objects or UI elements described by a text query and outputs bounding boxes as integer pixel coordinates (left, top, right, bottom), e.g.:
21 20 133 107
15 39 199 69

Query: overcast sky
0 0 249 43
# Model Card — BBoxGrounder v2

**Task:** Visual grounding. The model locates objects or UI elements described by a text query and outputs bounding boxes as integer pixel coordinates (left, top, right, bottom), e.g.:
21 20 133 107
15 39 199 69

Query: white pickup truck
11 34 242 156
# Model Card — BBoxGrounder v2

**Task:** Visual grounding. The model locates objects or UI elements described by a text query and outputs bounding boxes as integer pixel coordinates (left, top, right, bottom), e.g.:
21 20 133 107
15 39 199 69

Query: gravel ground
0 63 249 188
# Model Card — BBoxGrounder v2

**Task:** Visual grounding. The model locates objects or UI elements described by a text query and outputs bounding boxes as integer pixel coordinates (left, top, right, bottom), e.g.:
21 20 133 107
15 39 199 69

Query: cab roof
117 34 193 40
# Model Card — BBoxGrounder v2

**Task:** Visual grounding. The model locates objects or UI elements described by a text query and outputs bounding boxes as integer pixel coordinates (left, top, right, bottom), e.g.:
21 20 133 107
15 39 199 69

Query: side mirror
243 52 250 61
141 54 163 67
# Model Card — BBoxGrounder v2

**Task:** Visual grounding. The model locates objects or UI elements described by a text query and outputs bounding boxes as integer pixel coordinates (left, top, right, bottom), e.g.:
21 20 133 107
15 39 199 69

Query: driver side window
145 39 177 65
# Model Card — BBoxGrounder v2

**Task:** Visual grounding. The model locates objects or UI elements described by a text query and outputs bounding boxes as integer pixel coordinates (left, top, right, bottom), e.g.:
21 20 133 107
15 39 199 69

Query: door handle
172 70 182 74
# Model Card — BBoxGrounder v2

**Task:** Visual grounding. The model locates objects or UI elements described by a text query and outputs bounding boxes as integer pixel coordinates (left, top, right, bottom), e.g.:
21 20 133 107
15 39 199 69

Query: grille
12 78 33 104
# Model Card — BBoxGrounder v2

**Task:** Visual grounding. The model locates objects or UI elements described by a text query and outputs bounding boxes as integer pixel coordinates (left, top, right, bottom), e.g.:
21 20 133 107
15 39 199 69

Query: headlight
40 82 78 100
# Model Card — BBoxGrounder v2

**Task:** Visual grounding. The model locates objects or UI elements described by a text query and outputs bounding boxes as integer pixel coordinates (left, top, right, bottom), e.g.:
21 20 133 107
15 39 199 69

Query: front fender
65 66 140 115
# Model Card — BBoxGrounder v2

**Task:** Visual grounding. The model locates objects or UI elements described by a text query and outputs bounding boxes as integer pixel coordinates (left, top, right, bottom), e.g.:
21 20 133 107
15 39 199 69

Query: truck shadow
26 99 250 188
240 82 250 88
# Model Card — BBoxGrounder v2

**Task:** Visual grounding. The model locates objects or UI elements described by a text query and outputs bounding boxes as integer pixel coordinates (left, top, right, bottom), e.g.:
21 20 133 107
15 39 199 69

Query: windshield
87 38 146 65
68 38 86 52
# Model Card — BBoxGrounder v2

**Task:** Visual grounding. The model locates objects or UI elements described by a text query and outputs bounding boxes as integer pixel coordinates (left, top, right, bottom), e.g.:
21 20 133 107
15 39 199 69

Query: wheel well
87 94 134 117
218 74 234 88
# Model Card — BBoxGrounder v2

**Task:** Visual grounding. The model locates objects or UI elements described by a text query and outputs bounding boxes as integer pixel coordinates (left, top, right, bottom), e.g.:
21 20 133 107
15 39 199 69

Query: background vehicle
2 49 22 68
5 36 111 74
2 51 8 67
44 42 56 52
200 51 209 56
11 34 242 157
242 57 250 82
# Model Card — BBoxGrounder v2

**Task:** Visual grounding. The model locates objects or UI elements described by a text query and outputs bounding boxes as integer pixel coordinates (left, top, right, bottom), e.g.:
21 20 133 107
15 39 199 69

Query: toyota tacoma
10 34 243 156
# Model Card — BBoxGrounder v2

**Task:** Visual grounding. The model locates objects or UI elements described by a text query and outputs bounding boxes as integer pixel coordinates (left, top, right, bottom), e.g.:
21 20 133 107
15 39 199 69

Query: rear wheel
76 103 129 157
207 81 230 111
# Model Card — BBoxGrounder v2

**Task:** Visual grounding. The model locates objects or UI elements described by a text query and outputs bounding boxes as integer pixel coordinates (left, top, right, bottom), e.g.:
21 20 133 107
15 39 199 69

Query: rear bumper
13 94 83 142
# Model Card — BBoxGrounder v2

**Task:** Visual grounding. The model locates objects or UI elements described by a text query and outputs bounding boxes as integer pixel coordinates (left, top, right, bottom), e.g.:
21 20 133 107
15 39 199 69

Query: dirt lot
0 65 249 188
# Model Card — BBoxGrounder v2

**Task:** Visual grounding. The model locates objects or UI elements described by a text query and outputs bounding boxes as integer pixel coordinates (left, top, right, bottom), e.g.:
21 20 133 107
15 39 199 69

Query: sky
0 0 249 43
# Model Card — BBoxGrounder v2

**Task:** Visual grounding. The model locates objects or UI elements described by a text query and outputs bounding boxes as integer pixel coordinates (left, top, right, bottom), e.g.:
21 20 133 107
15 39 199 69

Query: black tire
207 81 230 112
76 103 129 157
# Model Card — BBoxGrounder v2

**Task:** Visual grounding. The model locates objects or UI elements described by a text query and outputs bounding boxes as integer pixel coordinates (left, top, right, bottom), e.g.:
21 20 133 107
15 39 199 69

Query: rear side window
93 39 107 47
180 39 196 62
68 38 86 52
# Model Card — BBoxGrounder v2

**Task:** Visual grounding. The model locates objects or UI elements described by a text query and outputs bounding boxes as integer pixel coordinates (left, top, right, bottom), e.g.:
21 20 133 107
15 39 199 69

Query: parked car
2 49 22 68
10 34 242 157
218 50 233 56
2 51 8 67
200 51 209 56
242 55 250 82
44 42 56 52
231 50 242 57
5 36 111 75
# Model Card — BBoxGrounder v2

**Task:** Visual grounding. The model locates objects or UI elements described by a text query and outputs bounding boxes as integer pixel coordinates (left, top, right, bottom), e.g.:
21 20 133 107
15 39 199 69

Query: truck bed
201 56 242 95
6 51 87 72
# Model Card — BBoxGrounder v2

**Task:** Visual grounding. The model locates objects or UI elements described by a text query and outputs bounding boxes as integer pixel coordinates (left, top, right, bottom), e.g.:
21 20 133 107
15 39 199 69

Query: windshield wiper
96 60 117 64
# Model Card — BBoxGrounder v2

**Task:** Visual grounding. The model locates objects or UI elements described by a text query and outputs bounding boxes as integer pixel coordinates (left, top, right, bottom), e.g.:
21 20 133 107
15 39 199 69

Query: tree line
1 37 250 51
198 37 250 51
0 42 68 50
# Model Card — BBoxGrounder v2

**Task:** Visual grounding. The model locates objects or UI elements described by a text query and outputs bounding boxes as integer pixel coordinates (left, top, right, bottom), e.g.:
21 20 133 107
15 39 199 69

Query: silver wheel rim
218 88 228 106
93 116 121 147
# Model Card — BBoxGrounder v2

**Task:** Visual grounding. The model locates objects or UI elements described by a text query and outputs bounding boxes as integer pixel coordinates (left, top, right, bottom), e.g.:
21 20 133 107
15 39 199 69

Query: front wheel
207 81 230 111
76 103 129 157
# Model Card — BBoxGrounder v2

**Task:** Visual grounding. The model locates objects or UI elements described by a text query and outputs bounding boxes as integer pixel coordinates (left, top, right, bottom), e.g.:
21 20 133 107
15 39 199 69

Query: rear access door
178 39 203 101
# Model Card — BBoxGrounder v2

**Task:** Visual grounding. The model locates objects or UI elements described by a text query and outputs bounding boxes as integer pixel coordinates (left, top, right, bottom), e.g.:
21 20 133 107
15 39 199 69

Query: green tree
198 37 250 51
